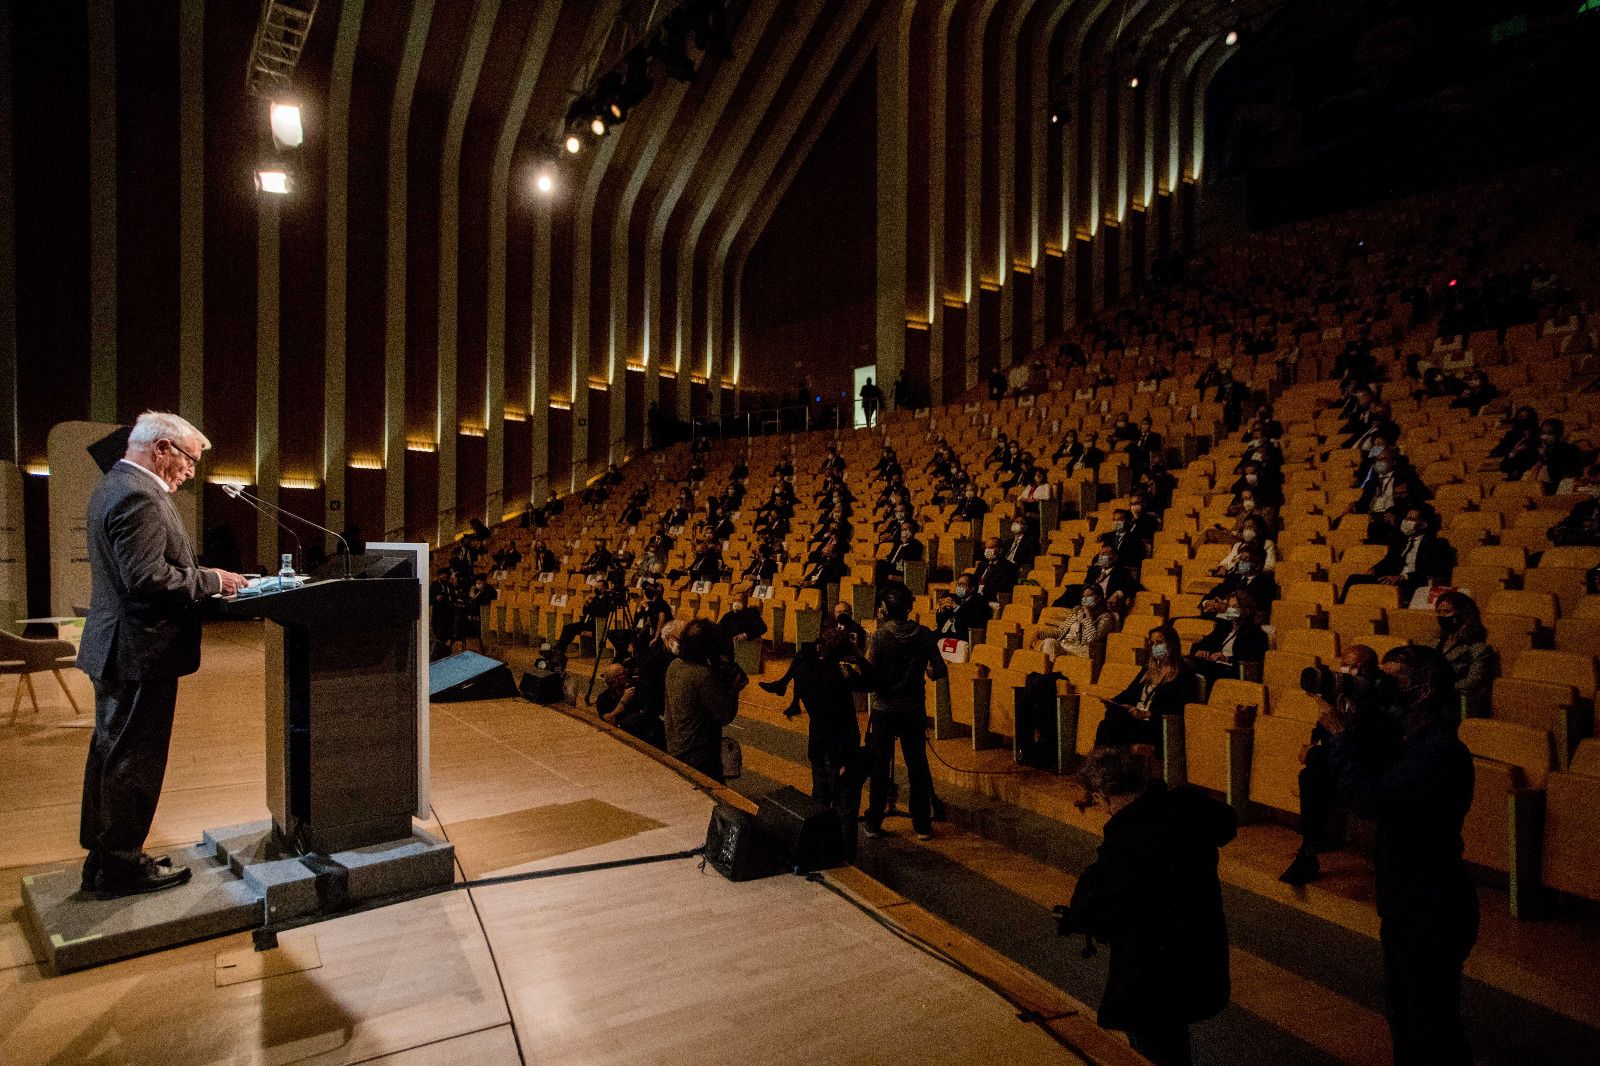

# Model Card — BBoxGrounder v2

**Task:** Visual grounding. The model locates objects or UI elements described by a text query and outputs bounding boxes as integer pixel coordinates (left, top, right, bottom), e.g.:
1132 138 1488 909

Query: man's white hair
127 411 210 452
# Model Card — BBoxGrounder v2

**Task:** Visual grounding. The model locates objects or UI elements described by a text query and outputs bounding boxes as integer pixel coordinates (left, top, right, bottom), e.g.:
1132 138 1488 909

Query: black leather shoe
759 679 786 696
1278 851 1320 886
97 856 193 899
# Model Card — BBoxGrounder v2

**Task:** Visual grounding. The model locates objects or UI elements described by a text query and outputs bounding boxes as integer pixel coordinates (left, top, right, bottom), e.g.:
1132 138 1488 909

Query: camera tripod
582 593 637 703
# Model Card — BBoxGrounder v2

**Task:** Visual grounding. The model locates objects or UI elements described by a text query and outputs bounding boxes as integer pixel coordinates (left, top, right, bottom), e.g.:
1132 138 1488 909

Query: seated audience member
1280 645 1380 885
1352 444 1429 543
1434 591 1496 718
1018 468 1052 517
553 579 624 654
1229 460 1284 512
743 543 781 583
449 574 498 655
803 544 850 589
1200 545 1278 617
832 601 868 651
1036 587 1114 677
1100 508 1148 567
1188 591 1268 687
579 538 613 575
1515 419 1585 494
874 527 925 587
1549 471 1600 546
1204 488 1277 544
664 619 745 782
717 589 768 645
972 537 1020 600
530 541 558 574
984 432 1012 468
1126 494 1160 547
935 580 993 639
1109 412 1139 445
1056 547 1140 617
1343 507 1454 601
687 539 724 583
1129 417 1163 472
999 516 1039 568
1215 514 1277 573
1095 624 1193 755
948 484 990 529
1491 406 1539 460
1052 428 1084 465
1137 460 1176 511
1072 433 1107 475
1448 369 1498 414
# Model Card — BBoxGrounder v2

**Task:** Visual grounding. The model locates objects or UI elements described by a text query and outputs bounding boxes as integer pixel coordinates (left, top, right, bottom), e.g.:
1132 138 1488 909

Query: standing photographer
1322 645 1477 1065
1067 746 1236 1066
664 618 746 782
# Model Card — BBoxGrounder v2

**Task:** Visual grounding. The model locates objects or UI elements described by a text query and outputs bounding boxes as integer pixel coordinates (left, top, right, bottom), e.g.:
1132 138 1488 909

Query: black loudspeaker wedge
518 666 566 704
756 785 844 871
428 652 517 703
703 804 782 882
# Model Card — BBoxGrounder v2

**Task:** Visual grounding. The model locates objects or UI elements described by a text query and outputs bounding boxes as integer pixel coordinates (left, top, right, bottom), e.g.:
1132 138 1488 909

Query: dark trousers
1095 704 1165 754
554 618 592 653
79 677 180 859
1380 906 1478 1066
865 710 933 834
1297 743 1338 849
809 722 864 860
1127 1022 1194 1066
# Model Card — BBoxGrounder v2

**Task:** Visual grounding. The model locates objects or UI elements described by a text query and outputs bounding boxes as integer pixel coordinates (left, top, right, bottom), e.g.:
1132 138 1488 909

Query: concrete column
87 0 116 422
322 0 363 549
435 0 500 543
178 0 204 533
255 196 280 565
875 0 911 399
383 0 436 541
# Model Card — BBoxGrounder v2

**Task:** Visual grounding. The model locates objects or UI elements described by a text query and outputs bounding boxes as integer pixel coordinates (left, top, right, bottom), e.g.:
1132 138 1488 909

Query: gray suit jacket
77 462 221 681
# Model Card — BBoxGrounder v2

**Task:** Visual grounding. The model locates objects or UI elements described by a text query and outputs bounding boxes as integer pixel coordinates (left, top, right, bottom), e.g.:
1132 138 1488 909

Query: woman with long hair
1189 591 1269 688
1037 585 1114 678
1434 591 1496 717
1095 624 1193 755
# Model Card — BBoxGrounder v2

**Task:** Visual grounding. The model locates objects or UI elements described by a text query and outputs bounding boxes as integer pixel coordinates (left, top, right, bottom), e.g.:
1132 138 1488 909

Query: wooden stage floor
0 624 1110 1065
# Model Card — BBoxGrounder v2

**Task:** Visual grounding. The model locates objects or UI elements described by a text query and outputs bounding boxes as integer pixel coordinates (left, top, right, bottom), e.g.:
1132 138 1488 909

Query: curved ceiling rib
322 0 365 539
434 0 501 542
675 0 827 416
709 0 874 390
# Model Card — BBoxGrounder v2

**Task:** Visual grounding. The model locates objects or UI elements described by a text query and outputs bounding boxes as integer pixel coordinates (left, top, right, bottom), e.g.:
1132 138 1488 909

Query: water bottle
278 553 296 592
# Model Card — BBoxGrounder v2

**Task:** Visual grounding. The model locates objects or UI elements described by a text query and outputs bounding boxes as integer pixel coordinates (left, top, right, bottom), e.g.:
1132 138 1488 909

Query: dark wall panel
114 0 180 422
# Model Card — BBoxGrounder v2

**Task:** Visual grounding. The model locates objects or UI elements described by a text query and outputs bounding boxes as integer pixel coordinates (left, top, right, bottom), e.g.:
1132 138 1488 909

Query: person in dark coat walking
1069 746 1236 1065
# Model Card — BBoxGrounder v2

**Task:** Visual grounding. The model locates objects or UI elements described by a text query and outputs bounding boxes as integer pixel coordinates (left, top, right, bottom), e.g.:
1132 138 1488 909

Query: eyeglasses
165 440 201 468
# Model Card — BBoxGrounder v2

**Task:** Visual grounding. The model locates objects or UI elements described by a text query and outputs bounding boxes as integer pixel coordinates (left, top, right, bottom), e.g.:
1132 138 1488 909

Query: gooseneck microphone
221 484 302 576
221 484 353 580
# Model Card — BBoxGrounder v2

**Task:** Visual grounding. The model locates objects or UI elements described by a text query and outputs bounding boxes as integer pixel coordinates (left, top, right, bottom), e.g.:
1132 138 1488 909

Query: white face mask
1241 528 1258 542
1400 519 1417 536
1113 521 1126 532
1149 643 1169 659
985 549 997 560
1011 522 1023 533
1241 499 1256 512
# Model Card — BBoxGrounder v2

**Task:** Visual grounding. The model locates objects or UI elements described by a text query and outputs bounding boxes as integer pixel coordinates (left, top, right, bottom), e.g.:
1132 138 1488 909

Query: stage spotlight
269 101 303 150
535 169 555 195
565 134 582 154
255 168 292 195
590 115 607 137
597 71 627 121
1225 30 1239 45
1050 103 1072 125
1129 76 1139 89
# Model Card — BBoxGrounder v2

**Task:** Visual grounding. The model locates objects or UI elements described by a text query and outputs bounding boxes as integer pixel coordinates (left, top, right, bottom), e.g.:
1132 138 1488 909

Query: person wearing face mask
1126 495 1160 546
1001 517 1039 567
1548 464 1600 546
1056 547 1140 614
1343 507 1455 602
1095 625 1193 755
1321 646 1477 1066
1433 592 1495 718
717 588 769 645
1200 545 1278 617
1490 406 1539 461
948 484 990 531
1129 418 1164 473
1074 433 1107 474
1522 419 1584 494
1281 645 1382 886
972 537 1020 600
1052 429 1083 465
1214 514 1277 574
1036 588 1113 677
1353 445 1429 544
1018 468 1053 517
936 579 993 639
1188 592 1268 687
1228 461 1283 511
1100 508 1147 567
1449 371 1497 415
874 526 926 588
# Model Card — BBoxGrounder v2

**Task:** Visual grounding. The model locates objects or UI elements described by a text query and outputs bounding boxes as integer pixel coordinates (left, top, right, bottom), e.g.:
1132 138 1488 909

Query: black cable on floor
924 735 1039 776
803 870 1104 1063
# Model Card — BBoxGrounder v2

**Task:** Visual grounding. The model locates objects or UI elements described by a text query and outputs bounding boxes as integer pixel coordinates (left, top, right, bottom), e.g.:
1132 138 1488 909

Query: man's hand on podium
212 569 249 595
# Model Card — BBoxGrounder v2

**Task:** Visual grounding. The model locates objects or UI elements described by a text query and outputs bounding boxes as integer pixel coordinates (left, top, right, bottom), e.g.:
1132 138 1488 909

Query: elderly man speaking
77 411 247 898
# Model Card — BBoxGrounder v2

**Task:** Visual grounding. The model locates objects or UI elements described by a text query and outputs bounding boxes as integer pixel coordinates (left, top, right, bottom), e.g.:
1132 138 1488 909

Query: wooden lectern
224 568 422 854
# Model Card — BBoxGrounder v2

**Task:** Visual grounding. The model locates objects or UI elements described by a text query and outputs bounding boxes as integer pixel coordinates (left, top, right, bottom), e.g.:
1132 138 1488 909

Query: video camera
1050 904 1098 959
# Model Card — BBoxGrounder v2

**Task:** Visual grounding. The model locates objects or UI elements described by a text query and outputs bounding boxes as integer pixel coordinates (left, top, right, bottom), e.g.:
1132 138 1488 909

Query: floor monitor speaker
756 785 844 871
428 652 517 703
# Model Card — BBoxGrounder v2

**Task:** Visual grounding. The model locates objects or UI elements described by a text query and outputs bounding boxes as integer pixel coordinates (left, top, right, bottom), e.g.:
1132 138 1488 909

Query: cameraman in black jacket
1068 746 1236 1066
1322 645 1477 1066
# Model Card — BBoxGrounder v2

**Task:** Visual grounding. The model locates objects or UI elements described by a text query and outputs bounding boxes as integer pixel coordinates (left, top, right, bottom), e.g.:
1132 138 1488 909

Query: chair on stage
0 628 82 721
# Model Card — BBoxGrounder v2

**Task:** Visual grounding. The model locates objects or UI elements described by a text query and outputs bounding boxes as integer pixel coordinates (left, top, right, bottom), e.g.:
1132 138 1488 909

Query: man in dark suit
78 412 247 897
971 537 1019 600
